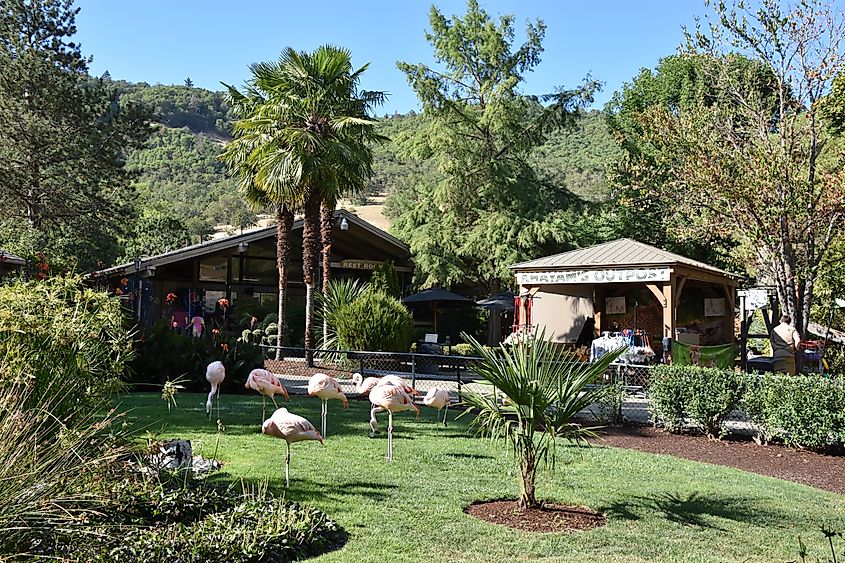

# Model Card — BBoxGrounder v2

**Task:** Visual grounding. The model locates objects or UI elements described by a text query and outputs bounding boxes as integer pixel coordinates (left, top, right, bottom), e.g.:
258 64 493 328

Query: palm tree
221 86 302 361
461 331 624 510
222 46 383 364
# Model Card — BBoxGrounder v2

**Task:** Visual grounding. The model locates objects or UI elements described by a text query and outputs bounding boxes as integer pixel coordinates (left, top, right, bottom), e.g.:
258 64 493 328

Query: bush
650 365 744 438
592 382 625 425
743 373 845 450
133 321 263 393
334 291 413 352
27 467 345 562
99 498 342 563
0 276 131 417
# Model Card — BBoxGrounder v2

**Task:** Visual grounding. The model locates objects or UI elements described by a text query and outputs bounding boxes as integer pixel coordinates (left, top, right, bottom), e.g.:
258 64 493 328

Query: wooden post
661 280 674 340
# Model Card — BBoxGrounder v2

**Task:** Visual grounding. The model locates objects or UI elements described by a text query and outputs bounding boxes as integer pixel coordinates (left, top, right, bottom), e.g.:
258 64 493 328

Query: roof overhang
89 209 409 279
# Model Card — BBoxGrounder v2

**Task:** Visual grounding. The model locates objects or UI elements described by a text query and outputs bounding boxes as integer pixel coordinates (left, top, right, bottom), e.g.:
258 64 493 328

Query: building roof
0 249 25 266
91 209 409 278
510 238 739 279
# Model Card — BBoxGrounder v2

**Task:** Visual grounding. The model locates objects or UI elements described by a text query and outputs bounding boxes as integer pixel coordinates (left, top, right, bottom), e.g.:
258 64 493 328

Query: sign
337 259 383 271
605 296 626 314
704 298 726 317
740 289 770 311
516 268 670 285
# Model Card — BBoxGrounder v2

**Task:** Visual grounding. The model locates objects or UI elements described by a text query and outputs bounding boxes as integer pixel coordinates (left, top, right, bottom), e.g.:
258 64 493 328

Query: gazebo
509 239 741 350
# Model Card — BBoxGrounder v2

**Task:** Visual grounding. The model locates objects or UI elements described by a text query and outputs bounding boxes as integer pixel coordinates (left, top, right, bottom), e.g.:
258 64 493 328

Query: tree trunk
320 200 334 346
518 449 538 510
486 278 501 346
274 205 294 361
302 190 321 366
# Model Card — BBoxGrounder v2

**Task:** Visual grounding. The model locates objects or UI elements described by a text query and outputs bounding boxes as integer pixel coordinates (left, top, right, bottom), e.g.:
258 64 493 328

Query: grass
118 392 845 562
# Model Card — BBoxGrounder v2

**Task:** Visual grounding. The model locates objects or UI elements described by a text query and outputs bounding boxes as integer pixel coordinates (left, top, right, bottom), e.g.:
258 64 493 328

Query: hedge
650 365 744 438
650 365 845 450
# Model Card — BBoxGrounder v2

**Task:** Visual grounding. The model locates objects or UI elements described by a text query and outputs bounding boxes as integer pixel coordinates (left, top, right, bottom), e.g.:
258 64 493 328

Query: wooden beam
662 281 674 339
646 284 667 307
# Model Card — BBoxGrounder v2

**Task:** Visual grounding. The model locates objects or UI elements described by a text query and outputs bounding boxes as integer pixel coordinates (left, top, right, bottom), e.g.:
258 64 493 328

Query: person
770 315 801 375
189 313 205 338
171 308 188 332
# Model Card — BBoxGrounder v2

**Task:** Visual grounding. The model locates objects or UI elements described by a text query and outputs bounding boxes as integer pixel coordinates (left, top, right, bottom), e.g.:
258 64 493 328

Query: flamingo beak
317 433 325 445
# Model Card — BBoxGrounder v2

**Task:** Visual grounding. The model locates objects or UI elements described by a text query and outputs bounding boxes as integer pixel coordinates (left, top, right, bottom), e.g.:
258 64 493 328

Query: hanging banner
672 340 735 369
516 267 670 285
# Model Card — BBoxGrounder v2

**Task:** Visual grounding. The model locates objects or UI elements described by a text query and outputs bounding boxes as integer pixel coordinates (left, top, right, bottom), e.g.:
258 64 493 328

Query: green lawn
119 392 845 562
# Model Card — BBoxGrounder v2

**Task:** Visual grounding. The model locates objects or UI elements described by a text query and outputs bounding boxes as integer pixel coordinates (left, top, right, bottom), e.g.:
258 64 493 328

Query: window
199 256 228 282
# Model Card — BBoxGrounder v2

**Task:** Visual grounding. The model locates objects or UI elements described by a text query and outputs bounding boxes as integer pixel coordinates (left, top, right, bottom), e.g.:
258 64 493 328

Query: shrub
650 365 744 438
0 377 131 556
743 373 845 450
317 278 368 350
0 276 130 417
369 262 400 298
334 291 413 352
592 382 625 425
99 498 342 563
133 321 263 393
460 330 624 509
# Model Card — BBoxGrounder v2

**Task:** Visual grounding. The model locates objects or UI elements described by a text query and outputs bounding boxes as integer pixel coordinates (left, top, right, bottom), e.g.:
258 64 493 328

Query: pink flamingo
351 372 419 397
308 373 348 438
423 387 452 427
205 361 226 418
369 384 419 461
245 369 289 421
351 372 381 396
262 407 323 487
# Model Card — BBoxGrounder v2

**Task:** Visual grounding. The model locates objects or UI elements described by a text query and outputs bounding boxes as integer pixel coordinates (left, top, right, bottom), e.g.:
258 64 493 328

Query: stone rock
148 439 193 470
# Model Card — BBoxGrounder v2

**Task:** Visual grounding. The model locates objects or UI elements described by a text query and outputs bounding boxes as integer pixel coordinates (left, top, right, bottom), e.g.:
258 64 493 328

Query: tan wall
522 284 595 343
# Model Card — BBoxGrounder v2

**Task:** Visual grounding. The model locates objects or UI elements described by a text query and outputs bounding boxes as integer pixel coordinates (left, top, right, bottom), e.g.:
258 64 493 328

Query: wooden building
91 210 412 325
510 239 741 349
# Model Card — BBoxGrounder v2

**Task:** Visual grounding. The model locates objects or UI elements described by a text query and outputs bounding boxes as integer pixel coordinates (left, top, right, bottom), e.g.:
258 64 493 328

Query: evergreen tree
0 0 149 271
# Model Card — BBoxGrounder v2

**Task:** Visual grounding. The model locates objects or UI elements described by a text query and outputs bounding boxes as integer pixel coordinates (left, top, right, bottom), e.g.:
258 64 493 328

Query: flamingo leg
271 395 279 409
261 395 266 422
387 411 394 461
369 405 385 435
285 441 290 488
443 403 449 427
216 390 221 422
322 400 328 438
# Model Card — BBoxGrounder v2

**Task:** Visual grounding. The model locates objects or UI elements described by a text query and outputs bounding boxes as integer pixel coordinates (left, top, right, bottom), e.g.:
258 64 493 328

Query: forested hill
117 80 620 251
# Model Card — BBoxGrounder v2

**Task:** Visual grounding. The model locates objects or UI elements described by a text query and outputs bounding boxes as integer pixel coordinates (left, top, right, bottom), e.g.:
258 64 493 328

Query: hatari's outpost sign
516 267 671 285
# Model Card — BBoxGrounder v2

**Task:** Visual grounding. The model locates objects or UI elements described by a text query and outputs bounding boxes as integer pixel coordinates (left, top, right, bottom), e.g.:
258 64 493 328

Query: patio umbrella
402 288 472 334
476 291 516 312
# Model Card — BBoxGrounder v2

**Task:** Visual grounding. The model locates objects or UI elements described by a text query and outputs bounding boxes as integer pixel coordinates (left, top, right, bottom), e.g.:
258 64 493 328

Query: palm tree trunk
302 190 321 366
518 450 538 510
320 200 334 345
275 205 294 361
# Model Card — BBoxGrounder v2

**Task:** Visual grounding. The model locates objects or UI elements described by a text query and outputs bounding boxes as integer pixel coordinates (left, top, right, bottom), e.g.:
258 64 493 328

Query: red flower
165 292 177 303
120 277 129 287
114 287 123 295
212 328 220 336
217 298 229 309
221 343 229 352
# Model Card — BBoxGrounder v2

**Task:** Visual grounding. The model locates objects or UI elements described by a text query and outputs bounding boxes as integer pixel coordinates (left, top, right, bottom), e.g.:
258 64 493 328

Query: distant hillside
117 81 619 244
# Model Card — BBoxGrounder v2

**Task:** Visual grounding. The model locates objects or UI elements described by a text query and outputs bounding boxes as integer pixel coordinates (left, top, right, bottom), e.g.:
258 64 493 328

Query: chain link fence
260 346 756 433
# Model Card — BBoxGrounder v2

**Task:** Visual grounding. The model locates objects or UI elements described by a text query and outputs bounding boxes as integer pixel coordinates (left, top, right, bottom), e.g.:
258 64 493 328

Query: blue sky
75 1 704 115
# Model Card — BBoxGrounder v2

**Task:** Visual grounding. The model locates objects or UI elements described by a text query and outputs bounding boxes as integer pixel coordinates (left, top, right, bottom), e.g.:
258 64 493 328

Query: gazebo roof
510 238 739 279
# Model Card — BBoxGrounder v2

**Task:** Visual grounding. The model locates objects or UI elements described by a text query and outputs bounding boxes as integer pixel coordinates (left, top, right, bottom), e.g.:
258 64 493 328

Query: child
189 314 205 337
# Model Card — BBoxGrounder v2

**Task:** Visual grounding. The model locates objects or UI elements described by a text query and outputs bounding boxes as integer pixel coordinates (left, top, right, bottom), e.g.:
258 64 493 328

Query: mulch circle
595 425 845 495
465 499 606 533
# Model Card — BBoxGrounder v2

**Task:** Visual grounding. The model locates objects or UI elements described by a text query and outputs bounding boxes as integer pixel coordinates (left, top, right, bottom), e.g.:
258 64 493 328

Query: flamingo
205 361 225 419
423 387 452 427
245 369 289 421
351 372 381 396
378 374 420 396
369 384 419 461
262 407 323 487
307 373 348 438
